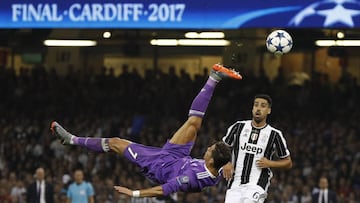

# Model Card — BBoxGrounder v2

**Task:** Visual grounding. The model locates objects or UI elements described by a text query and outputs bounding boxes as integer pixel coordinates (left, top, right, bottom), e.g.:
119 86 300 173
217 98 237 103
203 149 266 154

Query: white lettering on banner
11 3 186 23
12 4 63 22
68 3 81 21
148 3 185 22
104 4 116 21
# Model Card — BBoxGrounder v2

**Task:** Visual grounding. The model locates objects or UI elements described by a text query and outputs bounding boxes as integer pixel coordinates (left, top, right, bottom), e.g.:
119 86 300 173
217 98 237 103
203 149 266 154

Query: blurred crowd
0 64 359 203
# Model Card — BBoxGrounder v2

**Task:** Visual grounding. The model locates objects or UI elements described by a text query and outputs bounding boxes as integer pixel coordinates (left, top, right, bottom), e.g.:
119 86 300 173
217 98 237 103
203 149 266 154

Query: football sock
73 137 110 152
188 76 218 117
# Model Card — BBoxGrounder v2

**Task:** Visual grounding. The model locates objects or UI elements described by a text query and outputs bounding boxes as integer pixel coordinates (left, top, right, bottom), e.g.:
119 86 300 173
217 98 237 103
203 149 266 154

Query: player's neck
204 163 218 177
251 120 267 128
208 167 218 177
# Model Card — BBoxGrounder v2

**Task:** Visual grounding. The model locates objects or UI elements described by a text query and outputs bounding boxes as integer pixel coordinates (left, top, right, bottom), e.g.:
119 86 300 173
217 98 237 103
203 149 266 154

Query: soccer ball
266 30 293 55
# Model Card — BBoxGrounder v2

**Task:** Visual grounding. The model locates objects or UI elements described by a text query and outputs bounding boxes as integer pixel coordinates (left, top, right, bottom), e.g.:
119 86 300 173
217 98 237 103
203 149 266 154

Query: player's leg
50 122 130 154
169 64 241 144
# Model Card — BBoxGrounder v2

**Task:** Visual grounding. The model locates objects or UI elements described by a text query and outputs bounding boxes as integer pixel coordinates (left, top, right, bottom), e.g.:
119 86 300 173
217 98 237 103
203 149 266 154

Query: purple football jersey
123 141 222 195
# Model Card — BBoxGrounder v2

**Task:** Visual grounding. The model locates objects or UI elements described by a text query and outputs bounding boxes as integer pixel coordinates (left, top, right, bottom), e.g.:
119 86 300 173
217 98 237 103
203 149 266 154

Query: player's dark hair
254 94 272 107
212 141 232 170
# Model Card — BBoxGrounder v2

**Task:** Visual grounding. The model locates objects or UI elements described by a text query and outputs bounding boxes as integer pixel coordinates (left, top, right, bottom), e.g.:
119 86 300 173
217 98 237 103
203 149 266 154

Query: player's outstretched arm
114 185 164 197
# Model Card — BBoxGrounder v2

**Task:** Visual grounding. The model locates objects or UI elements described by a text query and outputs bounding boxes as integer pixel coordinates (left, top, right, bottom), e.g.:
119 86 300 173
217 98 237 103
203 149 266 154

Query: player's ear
267 108 271 115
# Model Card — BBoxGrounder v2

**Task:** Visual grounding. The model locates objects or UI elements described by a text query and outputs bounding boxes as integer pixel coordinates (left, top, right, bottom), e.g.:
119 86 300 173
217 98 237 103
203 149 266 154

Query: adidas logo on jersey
240 142 263 155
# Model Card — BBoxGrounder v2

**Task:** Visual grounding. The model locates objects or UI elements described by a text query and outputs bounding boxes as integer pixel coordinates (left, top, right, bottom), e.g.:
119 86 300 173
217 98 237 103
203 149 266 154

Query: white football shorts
224 184 267 203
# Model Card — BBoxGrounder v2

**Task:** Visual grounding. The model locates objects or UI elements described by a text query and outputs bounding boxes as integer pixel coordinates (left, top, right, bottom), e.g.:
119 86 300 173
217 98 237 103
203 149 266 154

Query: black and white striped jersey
222 120 290 192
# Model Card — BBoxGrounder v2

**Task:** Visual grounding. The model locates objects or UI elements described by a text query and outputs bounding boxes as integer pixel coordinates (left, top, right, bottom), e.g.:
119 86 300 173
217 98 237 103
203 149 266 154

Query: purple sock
188 77 218 117
73 137 110 152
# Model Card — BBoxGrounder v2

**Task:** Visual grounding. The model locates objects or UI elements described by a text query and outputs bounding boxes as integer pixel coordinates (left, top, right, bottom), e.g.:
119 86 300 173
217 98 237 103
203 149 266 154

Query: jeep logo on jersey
240 142 263 155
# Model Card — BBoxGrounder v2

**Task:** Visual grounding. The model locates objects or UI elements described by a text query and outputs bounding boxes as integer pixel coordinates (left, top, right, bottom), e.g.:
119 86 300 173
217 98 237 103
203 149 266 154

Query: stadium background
0 0 359 202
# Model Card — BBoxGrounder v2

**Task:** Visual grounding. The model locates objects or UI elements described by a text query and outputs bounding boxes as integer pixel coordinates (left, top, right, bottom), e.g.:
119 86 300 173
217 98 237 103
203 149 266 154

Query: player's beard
253 115 264 124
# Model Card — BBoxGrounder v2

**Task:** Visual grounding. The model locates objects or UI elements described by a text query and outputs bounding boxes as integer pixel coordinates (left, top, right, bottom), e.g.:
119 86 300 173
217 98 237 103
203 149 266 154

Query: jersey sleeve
66 185 72 198
274 131 290 158
161 176 189 196
161 175 200 196
222 121 241 146
86 182 95 196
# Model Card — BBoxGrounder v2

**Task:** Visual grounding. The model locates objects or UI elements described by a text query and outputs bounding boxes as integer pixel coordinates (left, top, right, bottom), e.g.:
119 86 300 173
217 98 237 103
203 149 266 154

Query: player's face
252 98 271 123
35 168 45 180
203 144 216 163
74 170 84 184
319 178 329 189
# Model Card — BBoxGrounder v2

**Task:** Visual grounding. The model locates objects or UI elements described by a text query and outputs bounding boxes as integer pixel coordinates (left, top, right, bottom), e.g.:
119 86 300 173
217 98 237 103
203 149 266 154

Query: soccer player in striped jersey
222 94 292 203
51 64 242 198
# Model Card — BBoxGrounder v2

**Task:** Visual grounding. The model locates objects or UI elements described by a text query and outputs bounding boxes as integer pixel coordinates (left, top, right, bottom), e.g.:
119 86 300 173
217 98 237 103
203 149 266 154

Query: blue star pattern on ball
275 44 285 52
266 30 293 55
288 40 293 47
266 38 273 47
276 32 285 39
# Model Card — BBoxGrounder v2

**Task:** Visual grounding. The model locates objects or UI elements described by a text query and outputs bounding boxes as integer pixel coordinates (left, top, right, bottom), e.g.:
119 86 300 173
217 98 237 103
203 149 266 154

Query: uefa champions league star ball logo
289 0 360 27
222 0 360 28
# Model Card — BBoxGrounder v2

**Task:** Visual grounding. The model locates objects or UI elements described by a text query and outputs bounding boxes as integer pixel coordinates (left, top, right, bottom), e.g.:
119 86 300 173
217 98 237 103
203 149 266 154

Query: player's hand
114 186 132 196
256 157 271 168
222 162 234 181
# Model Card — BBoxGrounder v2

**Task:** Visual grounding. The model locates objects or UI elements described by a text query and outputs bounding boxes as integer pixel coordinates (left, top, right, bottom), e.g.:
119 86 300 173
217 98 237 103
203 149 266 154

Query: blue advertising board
1 0 360 28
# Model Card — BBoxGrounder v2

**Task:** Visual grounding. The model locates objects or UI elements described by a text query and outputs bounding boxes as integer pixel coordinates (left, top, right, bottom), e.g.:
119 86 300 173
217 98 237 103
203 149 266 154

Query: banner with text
1 0 360 28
